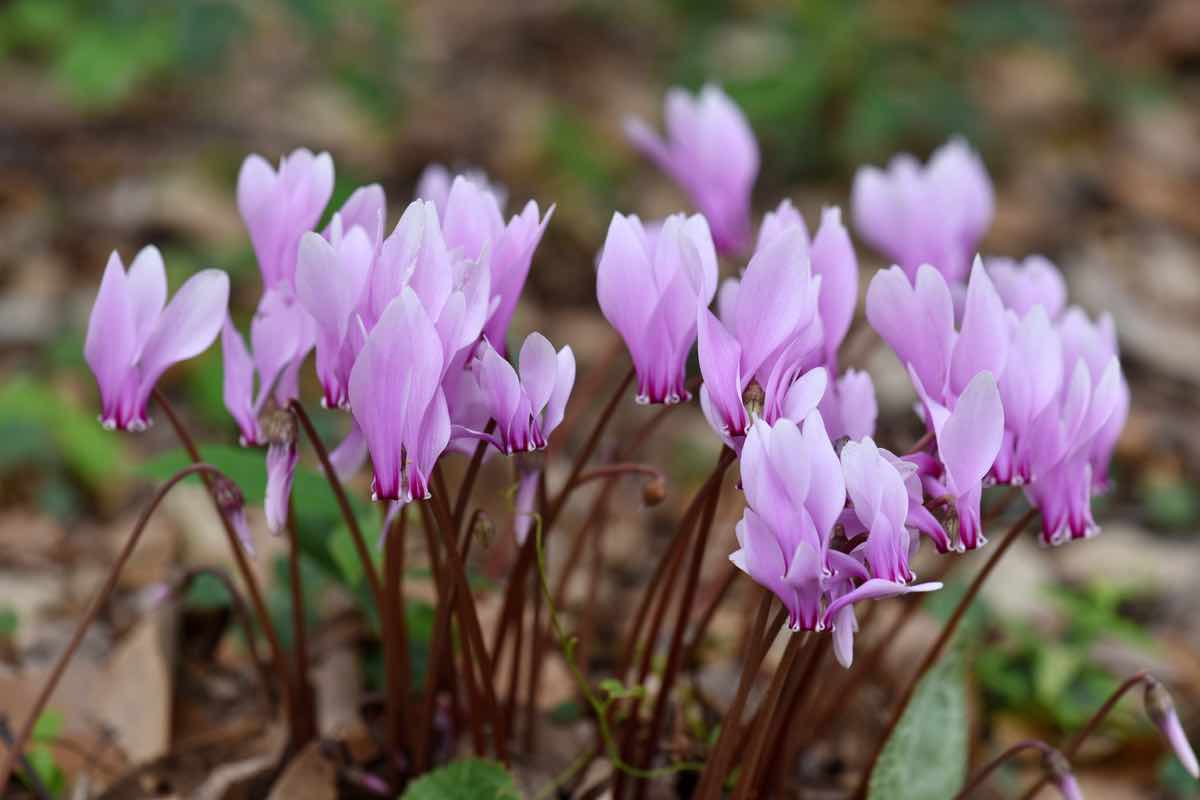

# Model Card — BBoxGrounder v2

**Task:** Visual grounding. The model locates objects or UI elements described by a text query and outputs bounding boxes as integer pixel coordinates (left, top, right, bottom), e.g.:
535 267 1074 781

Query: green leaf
868 646 968 800
400 758 520 800
0 375 127 491
32 709 63 741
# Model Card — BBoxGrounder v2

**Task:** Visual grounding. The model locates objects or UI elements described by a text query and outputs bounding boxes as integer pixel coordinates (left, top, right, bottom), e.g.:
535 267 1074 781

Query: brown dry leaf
266 742 337 800
91 607 177 766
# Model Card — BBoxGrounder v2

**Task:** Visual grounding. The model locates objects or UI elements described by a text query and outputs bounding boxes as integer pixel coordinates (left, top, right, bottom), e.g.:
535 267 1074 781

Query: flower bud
1144 676 1199 778
642 475 667 507
213 475 255 556
1041 749 1082 800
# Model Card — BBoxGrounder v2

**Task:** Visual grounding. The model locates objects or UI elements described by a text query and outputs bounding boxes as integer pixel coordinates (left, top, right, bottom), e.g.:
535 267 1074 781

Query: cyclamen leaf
400 758 520 800
868 645 967 800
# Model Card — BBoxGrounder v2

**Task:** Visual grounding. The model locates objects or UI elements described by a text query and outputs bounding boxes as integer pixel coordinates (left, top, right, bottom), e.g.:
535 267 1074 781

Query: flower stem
0 464 230 792
633 449 733 796
452 421 496 535
152 391 293 730
693 593 785 800
1020 671 1149 799
289 400 384 608
284 502 317 748
855 507 1039 798
730 632 810 800
382 507 412 769
957 739 1068 800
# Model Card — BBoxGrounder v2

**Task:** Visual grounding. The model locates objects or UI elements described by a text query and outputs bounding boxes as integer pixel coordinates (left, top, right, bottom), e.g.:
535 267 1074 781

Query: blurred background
2 0 1200 797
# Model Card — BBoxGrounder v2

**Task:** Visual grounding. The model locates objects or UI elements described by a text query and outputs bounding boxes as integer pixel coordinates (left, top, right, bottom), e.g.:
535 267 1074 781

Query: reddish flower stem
289 400 384 608
284 502 317 747
0 464 229 793
633 449 734 796
855 508 1040 798
453 420 496 536
382 507 412 766
957 739 1068 800
693 597 787 800
152 391 293 726
1020 671 1150 799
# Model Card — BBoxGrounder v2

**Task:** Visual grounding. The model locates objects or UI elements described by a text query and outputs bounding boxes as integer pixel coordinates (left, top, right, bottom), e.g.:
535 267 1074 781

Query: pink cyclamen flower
596 212 718 404
416 163 507 220
624 85 759 255
733 413 845 632
437 175 553 354
840 438 914 584
852 138 993 283
349 288 450 504
221 290 315 532
470 333 575 455
295 226 375 409
915 371 1005 550
987 254 1067 319
819 369 878 443
85 246 229 431
697 221 826 449
237 148 334 290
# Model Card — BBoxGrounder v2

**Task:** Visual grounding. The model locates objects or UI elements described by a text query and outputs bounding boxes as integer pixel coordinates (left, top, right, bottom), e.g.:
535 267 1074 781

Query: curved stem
955 739 1064 800
1020 671 1149 799
573 463 665 490
731 633 809 800
856 508 1039 798
0 464 230 792
152 390 289 691
289 400 383 608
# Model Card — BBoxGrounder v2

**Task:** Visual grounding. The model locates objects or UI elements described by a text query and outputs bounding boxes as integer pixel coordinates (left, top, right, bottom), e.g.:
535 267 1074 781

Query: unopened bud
1041 749 1082 800
259 406 297 447
642 475 667 507
1144 676 1200 778
213 475 255 556
741 380 765 419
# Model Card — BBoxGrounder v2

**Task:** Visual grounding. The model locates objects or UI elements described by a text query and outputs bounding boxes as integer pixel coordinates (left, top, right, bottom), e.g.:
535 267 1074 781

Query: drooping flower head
471 333 575 455
596 212 718 404
349 288 451 504
625 85 759 255
852 138 993 283
85 246 229 431
237 148 334 290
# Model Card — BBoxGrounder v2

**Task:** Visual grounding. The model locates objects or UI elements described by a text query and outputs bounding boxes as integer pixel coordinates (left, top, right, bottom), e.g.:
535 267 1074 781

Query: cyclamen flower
436 175 553 353
732 414 845 632
596 212 718 404
85 246 229 431
731 415 940 667
625 84 759 255
416 163 507 220
237 148 334 290
852 138 993 283
456 333 575 542
987 254 1067 319
471 334 575 455
221 290 316 532
819 369 878 443
349 288 451 503
697 222 826 449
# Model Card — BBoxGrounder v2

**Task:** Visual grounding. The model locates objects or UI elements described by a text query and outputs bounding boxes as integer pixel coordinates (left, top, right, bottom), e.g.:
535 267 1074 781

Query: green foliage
868 645 967 800
974 582 1150 731
0 607 17 638
0 375 127 496
400 758 521 800
25 710 66 797
1142 477 1200 532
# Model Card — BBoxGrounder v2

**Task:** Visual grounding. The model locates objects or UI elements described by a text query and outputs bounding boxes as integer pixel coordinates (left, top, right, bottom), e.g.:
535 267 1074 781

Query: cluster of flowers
86 152 572 538
603 85 1128 666
85 82 1127 669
